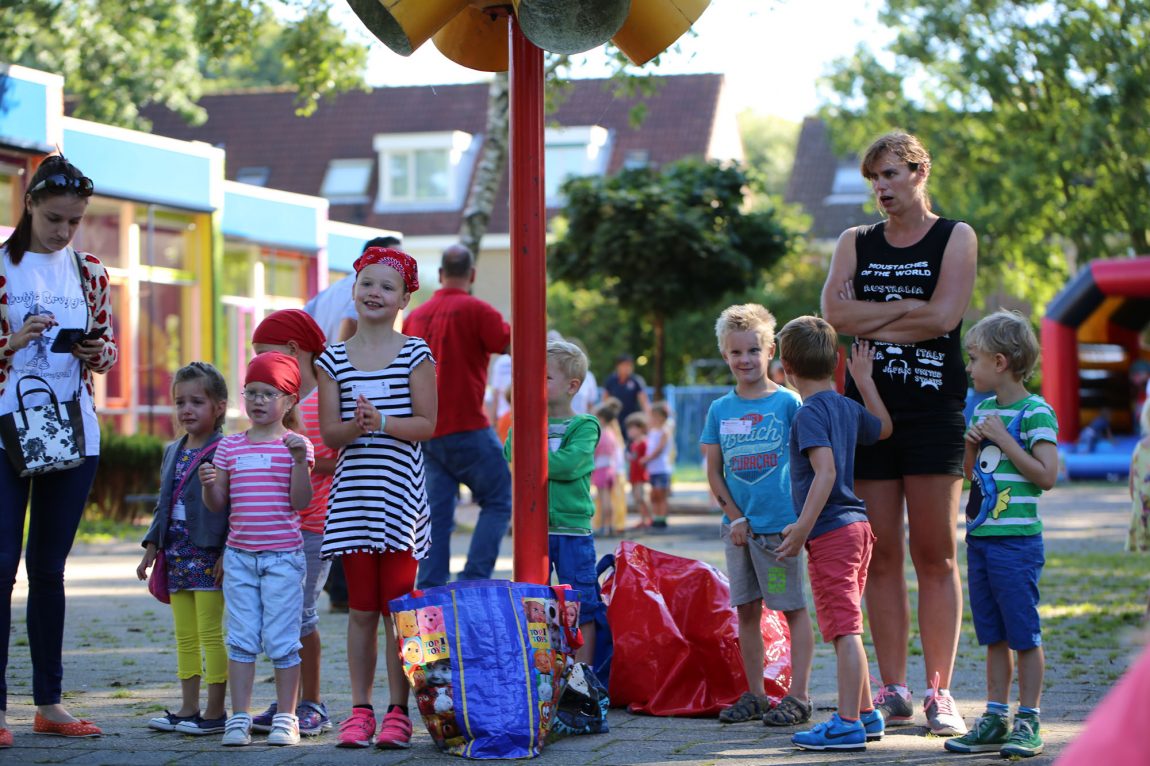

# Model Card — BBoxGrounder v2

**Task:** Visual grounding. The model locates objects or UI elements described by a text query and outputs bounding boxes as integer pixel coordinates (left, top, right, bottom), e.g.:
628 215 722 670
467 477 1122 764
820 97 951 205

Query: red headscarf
245 351 301 396
253 308 327 351
353 247 419 293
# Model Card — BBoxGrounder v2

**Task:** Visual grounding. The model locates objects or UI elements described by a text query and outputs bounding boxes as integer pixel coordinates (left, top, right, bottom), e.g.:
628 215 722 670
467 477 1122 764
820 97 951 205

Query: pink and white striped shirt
214 431 314 551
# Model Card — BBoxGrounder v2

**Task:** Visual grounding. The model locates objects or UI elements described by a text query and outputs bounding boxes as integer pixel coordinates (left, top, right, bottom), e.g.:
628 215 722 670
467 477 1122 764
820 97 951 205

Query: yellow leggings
169 589 227 684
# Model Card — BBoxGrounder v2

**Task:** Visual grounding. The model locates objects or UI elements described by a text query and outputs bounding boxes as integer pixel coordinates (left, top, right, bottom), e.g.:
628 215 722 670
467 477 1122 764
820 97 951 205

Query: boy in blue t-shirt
776 316 892 752
702 304 815 726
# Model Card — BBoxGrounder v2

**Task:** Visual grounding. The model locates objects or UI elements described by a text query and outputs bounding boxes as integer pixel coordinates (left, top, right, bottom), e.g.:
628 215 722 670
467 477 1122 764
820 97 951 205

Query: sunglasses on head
28 173 94 197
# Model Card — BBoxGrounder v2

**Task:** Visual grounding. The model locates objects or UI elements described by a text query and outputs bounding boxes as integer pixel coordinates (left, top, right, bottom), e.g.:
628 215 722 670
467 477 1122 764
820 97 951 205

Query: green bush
88 426 165 522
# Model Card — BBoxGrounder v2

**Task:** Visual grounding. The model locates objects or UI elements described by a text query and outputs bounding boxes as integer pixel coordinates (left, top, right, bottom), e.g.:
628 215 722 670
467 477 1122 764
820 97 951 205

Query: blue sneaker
250 702 277 734
296 700 332 737
174 714 228 735
792 713 867 752
860 709 884 742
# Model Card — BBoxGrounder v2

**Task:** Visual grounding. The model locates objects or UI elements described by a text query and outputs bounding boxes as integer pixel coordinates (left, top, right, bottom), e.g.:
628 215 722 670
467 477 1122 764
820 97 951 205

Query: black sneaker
147 710 198 732
175 714 228 735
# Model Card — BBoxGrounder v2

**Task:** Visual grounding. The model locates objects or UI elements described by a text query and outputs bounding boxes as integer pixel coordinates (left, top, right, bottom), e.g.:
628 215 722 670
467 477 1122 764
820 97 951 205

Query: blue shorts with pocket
548 533 604 626
966 533 1044 650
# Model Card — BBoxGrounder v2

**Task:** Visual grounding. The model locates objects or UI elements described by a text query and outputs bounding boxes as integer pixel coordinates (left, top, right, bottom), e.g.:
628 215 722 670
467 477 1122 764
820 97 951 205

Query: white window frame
372 131 474 211
824 164 871 205
544 125 611 204
320 158 374 203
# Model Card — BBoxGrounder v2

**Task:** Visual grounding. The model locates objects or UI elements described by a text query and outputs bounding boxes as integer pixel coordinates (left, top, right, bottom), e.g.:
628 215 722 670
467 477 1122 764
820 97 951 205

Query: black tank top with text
844 218 966 413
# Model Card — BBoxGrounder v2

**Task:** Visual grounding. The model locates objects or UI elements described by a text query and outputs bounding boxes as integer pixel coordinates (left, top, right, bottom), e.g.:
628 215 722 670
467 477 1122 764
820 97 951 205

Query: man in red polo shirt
404 244 512 589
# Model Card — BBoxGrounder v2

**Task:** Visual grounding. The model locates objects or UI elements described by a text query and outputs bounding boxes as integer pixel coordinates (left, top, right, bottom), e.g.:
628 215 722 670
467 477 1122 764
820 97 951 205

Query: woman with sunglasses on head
0 155 117 746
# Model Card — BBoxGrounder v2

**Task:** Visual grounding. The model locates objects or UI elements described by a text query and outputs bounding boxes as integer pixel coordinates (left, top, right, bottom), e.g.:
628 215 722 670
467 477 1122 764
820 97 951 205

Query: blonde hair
624 411 648 433
965 310 1040 381
547 339 588 383
777 315 838 380
650 401 670 422
715 303 776 355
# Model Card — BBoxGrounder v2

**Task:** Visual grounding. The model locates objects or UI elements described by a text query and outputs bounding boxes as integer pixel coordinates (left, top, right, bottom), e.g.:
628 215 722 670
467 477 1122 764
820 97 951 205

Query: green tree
737 111 800 196
549 158 796 393
0 0 368 130
821 0 1150 313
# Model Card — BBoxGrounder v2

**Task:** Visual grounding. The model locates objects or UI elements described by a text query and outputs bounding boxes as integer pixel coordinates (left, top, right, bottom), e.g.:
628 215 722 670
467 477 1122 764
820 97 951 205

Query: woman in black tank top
820 133 977 736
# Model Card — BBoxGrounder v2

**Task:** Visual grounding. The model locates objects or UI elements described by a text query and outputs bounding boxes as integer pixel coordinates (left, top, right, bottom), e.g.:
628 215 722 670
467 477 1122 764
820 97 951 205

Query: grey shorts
721 526 807 612
301 530 331 638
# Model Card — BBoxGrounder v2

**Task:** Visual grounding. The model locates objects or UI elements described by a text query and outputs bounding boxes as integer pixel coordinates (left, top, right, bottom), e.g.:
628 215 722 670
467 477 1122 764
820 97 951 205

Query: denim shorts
301 530 331 638
648 472 671 490
223 546 305 667
966 534 1044 650
548 534 604 625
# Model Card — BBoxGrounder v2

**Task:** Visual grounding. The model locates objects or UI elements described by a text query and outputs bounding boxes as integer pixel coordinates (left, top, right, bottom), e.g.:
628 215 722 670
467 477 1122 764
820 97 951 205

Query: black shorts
855 409 966 480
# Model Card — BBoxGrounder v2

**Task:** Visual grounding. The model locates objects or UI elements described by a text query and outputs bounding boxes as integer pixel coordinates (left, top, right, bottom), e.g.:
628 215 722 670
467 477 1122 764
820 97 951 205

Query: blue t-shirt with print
700 387 802 534
790 390 883 541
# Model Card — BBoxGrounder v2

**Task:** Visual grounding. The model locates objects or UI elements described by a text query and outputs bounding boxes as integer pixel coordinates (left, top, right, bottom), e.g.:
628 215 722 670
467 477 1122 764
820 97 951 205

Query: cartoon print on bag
418 605 444 634
425 658 451 686
396 610 419 638
523 598 546 624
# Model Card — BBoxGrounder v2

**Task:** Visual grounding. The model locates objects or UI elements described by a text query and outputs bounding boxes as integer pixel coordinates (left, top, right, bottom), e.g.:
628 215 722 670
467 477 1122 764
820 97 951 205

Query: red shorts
806 521 875 643
342 549 419 615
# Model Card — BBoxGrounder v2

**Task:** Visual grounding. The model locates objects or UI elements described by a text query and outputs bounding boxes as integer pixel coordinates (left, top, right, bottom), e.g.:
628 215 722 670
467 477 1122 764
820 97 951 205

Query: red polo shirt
403 287 510 437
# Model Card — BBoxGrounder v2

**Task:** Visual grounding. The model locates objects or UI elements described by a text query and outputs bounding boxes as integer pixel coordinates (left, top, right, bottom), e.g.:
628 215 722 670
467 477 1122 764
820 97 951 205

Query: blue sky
335 0 891 122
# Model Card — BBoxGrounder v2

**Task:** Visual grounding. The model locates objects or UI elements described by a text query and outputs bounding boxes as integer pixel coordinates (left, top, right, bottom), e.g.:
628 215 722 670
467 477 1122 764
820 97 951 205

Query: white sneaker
267 712 300 746
222 712 252 746
923 672 968 736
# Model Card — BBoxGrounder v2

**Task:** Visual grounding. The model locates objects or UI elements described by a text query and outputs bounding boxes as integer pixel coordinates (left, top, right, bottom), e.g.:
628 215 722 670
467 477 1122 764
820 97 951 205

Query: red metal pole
508 15 549 584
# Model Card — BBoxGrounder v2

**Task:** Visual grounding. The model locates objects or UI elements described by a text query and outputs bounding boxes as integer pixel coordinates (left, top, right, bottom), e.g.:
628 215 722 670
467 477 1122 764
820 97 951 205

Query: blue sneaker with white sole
792 713 867 752
860 709 884 741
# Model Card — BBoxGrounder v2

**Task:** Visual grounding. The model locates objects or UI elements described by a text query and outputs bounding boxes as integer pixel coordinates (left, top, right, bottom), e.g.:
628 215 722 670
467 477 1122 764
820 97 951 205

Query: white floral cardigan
0 249 118 398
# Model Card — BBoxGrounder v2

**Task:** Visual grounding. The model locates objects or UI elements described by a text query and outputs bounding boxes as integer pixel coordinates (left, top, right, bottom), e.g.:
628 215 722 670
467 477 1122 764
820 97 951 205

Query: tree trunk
652 312 666 399
458 71 510 260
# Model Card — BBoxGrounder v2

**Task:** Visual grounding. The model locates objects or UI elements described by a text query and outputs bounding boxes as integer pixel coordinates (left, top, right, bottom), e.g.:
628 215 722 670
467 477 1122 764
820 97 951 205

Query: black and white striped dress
315 337 434 559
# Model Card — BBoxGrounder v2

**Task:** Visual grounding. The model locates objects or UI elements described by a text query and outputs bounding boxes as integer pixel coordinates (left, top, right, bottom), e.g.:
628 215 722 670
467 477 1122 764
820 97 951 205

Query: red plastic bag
602 540 790 717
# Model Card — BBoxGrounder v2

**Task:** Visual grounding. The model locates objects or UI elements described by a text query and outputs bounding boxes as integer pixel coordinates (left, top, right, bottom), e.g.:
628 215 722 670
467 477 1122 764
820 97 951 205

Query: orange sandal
0 727 12 748
33 713 102 738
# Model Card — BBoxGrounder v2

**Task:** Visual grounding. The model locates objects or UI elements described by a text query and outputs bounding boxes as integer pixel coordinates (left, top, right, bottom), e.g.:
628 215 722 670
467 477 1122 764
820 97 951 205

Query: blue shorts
548 533 604 626
966 534 1044 650
648 472 671 490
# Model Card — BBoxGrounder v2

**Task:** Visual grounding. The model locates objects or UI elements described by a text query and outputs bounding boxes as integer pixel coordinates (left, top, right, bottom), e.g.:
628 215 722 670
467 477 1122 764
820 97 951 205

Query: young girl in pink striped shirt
200 352 314 747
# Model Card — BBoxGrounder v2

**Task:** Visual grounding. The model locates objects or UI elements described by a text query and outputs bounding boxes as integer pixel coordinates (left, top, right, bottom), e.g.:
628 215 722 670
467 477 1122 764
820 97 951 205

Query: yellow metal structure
612 0 711 65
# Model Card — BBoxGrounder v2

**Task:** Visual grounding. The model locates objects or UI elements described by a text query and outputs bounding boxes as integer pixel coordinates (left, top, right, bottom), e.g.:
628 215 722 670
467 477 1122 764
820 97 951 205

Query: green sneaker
944 712 1008 753
1000 714 1043 758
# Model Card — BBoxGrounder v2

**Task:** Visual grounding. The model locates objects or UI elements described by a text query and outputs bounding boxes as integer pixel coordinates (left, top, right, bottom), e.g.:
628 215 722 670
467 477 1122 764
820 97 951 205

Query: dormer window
824 164 870 205
372 131 475 211
235 166 270 186
321 158 373 203
544 125 611 203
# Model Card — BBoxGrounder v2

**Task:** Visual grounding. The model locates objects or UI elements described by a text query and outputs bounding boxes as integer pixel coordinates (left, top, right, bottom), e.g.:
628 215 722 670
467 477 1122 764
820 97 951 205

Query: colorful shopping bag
390 580 581 759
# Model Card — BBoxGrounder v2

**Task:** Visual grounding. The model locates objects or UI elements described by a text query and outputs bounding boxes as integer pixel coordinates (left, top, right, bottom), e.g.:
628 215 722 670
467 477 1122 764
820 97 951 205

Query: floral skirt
165 520 222 592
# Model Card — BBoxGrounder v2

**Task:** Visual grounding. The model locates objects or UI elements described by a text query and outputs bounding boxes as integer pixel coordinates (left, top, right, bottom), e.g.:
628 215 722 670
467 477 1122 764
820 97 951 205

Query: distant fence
663 385 729 468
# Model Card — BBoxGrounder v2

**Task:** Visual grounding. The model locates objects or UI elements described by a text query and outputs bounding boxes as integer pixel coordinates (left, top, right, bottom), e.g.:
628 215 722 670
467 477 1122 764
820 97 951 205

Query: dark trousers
0 455 99 708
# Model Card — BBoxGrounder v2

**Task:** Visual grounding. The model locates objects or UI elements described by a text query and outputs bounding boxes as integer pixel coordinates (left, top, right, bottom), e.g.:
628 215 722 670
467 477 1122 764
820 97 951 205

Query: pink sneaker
375 708 413 749
336 708 376 748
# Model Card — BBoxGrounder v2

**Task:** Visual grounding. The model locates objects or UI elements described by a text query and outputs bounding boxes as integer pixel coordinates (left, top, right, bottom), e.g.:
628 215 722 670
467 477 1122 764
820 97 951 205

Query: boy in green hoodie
505 339 602 664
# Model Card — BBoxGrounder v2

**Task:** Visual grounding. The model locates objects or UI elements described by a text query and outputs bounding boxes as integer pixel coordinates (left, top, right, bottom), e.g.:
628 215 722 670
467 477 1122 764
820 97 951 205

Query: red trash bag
602 540 791 717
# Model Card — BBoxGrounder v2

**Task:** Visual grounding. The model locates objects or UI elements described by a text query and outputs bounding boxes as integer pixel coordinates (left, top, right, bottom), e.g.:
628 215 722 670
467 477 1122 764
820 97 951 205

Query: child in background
592 398 623 537
624 413 653 530
138 362 229 735
644 402 674 529
775 317 891 751
316 247 436 750
1127 400 1150 554
200 352 315 747
249 309 335 737
702 304 814 727
505 340 603 664
945 310 1059 758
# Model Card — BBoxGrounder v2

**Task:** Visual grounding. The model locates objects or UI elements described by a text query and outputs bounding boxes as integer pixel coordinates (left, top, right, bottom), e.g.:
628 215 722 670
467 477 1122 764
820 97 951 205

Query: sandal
719 692 770 724
763 694 812 726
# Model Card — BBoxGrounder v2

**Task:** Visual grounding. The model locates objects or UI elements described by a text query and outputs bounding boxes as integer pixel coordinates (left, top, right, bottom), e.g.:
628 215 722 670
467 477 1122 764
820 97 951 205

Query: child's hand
965 421 984 446
198 461 217 486
354 394 381 433
136 545 157 581
974 414 1009 446
283 432 308 464
847 339 876 380
777 522 809 559
728 520 750 547
212 554 225 587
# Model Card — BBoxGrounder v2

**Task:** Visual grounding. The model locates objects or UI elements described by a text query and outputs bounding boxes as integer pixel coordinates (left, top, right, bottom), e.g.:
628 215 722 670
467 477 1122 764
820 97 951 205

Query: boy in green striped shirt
946 310 1059 759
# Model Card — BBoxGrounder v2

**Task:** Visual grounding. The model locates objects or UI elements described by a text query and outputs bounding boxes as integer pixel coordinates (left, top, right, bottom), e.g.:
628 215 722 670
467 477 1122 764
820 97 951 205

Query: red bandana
353 247 419 293
253 308 327 351
245 351 301 397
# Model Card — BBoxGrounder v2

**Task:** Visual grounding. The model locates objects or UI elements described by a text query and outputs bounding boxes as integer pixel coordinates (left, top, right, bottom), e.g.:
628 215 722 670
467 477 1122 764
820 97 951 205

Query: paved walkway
0 482 1139 765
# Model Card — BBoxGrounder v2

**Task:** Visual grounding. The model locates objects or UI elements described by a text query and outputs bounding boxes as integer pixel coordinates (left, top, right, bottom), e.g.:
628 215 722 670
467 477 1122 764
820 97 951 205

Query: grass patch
75 517 150 544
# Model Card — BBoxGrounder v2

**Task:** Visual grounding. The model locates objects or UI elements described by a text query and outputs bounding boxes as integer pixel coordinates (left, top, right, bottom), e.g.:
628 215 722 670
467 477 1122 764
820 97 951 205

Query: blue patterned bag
390 580 581 759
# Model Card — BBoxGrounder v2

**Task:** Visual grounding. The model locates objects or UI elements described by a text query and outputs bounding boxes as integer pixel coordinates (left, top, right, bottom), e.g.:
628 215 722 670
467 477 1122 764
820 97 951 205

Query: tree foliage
821 0 1150 313
549 158 796 392
0 0 368 130
737 111 800 196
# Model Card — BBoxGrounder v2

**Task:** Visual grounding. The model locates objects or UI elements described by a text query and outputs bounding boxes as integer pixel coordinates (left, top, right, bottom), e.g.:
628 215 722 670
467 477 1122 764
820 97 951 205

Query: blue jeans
0 455 99 708
417 428 512 589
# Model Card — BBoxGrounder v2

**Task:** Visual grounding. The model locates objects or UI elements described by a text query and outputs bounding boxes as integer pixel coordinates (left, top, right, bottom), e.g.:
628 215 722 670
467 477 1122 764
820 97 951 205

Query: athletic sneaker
296 700 333 736
147 710 198 732
267 712 300 746
945 712 1009 753
174 714 227 735
860 709 885 742
336 708 376 748
1000 713 1043 758
250 702 277 734
791 713 867 752
872 683 914 726
221 713 252 747
923 672 967 736
375 708 413 749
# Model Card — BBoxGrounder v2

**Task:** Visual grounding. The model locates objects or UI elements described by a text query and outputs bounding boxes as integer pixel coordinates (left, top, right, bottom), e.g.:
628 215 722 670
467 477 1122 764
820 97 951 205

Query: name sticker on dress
720 418 752 436
235 453 273 472
351 381 390 401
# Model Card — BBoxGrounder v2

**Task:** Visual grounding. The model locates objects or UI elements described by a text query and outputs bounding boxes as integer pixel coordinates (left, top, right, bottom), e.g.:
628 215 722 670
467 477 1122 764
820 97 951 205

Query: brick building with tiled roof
145 74 742 316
